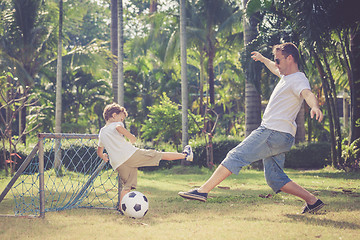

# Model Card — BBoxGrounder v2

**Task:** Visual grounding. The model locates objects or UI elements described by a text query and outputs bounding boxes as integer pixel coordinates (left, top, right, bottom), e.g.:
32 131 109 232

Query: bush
285 142 331 169
341 138 360 171
192 136 241 167
0 144 99 173
140 93 202 148
0 148 29 171
1 139 332 173
192 139 331 169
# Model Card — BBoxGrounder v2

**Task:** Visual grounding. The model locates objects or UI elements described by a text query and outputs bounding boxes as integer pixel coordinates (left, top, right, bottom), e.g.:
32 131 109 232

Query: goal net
0 133 121 218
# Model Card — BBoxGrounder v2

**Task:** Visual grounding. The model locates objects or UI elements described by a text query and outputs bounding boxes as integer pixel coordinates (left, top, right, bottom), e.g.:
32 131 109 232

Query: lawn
0 166 359 240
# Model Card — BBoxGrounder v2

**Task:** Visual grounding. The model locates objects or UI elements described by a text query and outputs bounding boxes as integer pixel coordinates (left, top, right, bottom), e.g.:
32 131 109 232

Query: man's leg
263 149 325 213
280 181 317 205
178 164 232 202
263 153 324 213
198 164 232 193
281 181 325 213
179 127 271 202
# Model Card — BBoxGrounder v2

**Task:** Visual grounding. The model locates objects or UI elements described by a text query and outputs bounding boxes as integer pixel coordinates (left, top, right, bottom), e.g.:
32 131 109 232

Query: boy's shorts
116 149 162 191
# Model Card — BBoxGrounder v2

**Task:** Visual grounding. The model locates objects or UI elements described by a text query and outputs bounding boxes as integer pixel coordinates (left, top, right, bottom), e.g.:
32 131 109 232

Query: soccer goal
0 133 121 218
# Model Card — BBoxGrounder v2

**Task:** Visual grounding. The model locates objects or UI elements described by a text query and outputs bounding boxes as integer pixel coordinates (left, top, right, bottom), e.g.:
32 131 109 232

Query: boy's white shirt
261 72 311 137
98 121 138 170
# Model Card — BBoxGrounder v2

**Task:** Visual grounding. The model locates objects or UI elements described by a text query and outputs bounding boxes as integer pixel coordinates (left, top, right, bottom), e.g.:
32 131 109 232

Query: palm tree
117 0 124 106
111 0 118 103
0 0 58 143
55 0 63 135
350 27 360 142
197 0 242 106
273 0 360 167
165 0 242 167
295 103 306 143
180 0 189 148
54 0 63 171
39 39 112 133
166 0 242 112
280 0 343 166
242 0 261 137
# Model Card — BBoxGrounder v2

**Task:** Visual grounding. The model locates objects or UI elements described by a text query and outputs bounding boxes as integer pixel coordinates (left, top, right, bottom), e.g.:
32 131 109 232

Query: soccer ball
121 191 149 218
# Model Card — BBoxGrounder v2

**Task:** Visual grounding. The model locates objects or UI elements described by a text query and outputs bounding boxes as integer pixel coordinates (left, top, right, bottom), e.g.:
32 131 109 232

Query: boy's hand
129 135 137 144
102 153 109 162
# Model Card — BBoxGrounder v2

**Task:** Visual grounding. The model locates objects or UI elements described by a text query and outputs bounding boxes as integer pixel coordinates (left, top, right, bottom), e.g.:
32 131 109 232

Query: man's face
274 50 290 76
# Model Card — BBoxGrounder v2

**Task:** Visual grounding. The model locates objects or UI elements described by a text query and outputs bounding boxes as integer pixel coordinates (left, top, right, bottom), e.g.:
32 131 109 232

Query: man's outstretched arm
301 89 324 122
251 51 281 78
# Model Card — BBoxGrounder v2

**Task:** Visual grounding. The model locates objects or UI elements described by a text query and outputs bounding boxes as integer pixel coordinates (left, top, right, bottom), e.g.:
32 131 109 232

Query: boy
97 103 193 212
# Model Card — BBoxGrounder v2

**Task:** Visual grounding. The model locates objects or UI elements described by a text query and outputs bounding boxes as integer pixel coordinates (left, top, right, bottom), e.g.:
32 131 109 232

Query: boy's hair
272 42 300 64
103 103 128 121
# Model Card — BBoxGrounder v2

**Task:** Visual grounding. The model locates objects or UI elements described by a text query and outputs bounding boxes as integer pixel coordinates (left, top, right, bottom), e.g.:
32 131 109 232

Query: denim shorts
221 126 295 193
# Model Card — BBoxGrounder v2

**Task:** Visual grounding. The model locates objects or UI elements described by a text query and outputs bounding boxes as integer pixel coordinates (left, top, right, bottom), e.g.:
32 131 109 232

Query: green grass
1 166 360 240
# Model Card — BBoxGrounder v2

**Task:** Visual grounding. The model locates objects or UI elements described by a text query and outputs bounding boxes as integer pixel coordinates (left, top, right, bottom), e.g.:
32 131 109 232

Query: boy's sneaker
117 208 124 215
301 199 325 214
178 189 207 202
183 145 193 162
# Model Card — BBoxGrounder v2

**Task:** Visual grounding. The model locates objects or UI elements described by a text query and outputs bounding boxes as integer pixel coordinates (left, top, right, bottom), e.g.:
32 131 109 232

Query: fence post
38 137 45 218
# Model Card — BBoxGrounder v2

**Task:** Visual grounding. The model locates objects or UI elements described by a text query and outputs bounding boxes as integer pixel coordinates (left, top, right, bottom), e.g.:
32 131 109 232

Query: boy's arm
301 89 323 122
97 146 109 162
116 125 137 144
251 51 281 78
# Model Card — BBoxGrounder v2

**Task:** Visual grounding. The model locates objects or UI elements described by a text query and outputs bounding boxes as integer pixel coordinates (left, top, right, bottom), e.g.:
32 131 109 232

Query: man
179 42 325 214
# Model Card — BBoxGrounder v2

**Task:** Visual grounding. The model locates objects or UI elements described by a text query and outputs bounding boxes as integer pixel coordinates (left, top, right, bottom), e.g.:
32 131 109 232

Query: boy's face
112 112 126 122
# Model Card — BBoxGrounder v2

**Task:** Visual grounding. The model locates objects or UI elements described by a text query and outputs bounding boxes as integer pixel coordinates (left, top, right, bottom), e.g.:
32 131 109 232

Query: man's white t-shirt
261 72 311 137
98 122 138 170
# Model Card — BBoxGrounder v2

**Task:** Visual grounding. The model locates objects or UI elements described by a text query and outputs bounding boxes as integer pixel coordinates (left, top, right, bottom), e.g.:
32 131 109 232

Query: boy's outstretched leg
178 164 232 202
161 145 193 162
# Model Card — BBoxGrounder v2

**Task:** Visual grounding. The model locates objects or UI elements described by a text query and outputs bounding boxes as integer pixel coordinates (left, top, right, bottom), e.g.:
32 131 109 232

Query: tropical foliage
0 0 359 173
140 93 201 149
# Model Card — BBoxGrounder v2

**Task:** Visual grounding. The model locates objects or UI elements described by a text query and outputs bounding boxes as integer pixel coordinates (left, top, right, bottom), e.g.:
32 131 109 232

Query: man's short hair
103 103 128 121
273 42 300 64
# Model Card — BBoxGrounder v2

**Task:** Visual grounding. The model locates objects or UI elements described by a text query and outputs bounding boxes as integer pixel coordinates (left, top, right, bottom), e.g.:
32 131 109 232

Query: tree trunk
19 106 26 144
117 0 124 106
207 38 215 106
245 83 261 136
243 0 261 169
313 50 338 167
54 0 63 172
350 26 360 142
322 52 342 165
180 0 188 150
243 0 261 137
306 103 312 142
111 0 118 102
295 102 306 143
199 52 205 116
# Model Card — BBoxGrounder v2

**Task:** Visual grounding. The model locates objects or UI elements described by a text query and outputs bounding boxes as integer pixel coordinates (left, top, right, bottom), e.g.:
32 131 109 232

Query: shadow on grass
285 214 360 230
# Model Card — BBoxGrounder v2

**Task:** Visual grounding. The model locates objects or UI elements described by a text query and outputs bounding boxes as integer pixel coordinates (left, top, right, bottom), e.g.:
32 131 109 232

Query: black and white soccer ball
121 191 149 218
